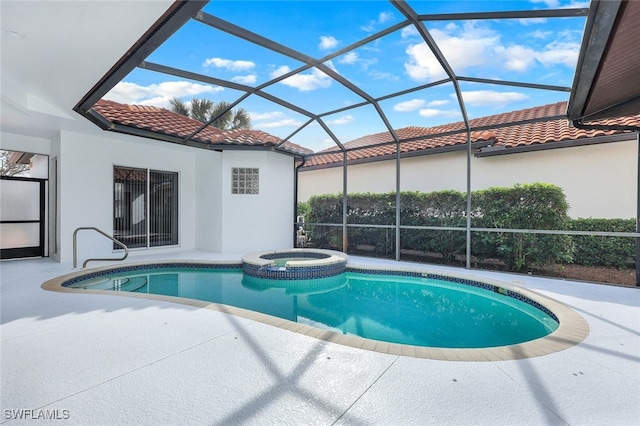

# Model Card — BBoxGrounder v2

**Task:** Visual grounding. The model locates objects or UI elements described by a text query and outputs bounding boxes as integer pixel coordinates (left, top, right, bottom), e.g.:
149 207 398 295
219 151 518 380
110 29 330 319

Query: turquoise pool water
68 267 559 348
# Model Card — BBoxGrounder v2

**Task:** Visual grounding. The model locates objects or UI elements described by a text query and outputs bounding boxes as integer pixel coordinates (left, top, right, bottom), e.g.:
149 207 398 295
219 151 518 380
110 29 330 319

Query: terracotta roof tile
93 99 312 156
303 101 640 168
94 99 639 166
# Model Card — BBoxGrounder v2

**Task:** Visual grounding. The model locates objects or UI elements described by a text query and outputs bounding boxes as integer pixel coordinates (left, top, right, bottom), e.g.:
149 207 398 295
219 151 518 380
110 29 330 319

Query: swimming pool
44 261 590 358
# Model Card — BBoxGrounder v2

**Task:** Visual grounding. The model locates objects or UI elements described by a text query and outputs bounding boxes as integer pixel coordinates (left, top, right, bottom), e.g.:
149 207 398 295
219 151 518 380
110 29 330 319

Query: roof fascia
301 141 489 171
567 0 623 121
302 132 635 170
474 132 634 157
95 120 305 158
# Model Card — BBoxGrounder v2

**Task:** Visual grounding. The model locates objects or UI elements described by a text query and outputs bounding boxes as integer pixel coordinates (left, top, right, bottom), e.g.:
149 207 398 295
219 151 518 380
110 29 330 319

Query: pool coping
242 248 348 268
41 260 590 362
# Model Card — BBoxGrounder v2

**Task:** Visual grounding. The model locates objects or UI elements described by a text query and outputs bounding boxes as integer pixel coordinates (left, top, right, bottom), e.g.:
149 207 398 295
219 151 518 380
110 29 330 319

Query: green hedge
471 184 574 271
301 184 636 271
571 218 636 268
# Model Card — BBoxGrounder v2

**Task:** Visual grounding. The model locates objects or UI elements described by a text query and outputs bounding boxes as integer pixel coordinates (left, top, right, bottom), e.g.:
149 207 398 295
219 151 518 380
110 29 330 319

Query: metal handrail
73 227 129 268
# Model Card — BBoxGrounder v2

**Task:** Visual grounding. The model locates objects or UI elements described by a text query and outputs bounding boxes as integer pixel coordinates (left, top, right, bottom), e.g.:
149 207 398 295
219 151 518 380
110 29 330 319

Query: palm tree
169 97 190 117
190 98 214 123
169 97 251 130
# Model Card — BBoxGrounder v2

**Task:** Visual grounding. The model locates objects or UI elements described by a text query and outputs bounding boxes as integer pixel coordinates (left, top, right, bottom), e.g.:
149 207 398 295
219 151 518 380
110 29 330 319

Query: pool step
69 276 147 292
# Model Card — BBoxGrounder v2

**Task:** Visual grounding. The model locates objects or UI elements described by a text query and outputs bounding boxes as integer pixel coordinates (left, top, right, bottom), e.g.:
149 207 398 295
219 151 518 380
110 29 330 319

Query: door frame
1 176 46 259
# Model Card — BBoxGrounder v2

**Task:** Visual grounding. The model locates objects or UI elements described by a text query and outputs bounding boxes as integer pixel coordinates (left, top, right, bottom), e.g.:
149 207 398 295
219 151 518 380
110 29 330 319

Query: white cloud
336 51 378 72
393 99 425 112
250 111 286 121
324 60 339 73
458 90 529 107
379 11 392 23
401 26 419 39
326 115 354 125
319 36 339 50
536 40 580 68
529 29 553 39
445 22 458 32
258 118 303 128
418 108 461 118
368 69 396 80
279 68 333 92
270 65 292 79
404 43 444 81
495 45 536 72
404 23 500 81
105 81 223 108
403 18 581 81
361 10 394 32
533 0 560 6
250 111 303 128
518 17 547 25
232 74 257 85
339 52 359 65
427 99 450 107
203 58 255 71
563 1 590 8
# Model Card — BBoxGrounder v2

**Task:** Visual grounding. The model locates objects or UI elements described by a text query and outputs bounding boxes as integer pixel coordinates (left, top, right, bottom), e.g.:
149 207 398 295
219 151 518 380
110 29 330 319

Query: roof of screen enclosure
75 0 640 160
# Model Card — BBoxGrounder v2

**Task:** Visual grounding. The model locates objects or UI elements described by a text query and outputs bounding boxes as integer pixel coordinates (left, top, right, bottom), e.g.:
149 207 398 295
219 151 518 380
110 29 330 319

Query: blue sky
105 0 589 152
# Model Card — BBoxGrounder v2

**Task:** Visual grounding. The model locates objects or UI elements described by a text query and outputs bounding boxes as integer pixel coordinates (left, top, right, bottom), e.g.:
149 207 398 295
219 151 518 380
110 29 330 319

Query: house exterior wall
195 150 223 253
220 150 295 254
2 129 297 263
298 138 638 219
56 130 199 264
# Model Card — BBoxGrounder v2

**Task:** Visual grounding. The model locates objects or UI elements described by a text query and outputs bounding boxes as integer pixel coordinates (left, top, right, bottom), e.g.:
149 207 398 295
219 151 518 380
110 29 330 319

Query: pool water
68 268 559 348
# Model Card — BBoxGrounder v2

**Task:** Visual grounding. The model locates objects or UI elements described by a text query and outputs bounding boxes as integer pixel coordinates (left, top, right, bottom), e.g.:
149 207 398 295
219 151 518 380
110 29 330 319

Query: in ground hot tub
242 248 348 279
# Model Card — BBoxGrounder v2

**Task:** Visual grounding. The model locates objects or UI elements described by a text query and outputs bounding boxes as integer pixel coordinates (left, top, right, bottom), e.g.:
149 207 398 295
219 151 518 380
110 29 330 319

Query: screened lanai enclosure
72 0 640 286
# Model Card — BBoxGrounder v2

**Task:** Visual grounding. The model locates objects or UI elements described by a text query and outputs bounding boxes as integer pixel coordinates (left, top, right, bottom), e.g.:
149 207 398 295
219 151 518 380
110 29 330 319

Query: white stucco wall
220 151 295 254
195 150 223 252
2 130 303 263
298 139 638 219
56 130 199 263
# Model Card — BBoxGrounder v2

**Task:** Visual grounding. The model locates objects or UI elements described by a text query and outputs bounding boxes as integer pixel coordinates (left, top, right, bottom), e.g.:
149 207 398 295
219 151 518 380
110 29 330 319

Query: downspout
573 119 640 286
396 140 401 261
294 157 306 247
343 151 348 253
466 131 472 269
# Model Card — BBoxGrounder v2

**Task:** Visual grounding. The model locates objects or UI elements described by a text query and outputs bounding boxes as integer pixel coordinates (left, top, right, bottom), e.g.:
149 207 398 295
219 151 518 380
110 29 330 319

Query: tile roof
93 99 313 156
93 99 639 167
303 101 640 168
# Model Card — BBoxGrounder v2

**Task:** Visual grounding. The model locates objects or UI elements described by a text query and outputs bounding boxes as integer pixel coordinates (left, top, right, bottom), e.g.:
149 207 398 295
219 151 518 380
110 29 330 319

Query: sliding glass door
113 166 178 249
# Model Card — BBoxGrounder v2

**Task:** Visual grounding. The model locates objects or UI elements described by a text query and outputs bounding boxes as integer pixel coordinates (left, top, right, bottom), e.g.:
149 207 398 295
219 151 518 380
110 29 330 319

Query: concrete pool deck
1 251 639 425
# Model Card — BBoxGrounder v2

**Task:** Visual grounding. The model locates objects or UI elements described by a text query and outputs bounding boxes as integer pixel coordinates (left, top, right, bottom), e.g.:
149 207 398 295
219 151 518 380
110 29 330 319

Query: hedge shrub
472 183 574 271
571 218 636 268
301 184 636 271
